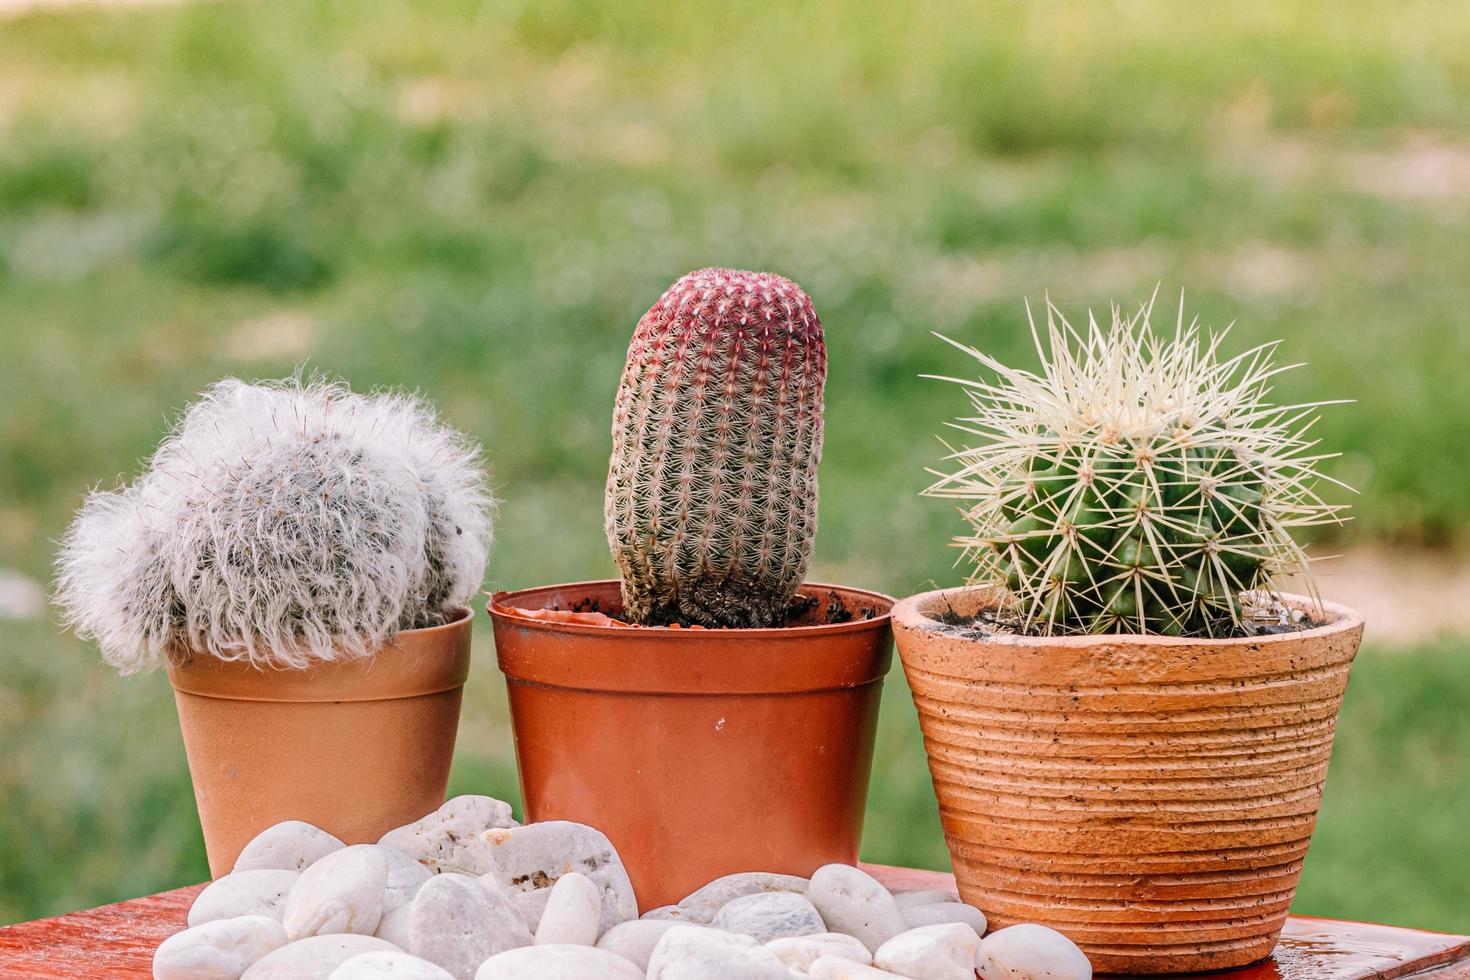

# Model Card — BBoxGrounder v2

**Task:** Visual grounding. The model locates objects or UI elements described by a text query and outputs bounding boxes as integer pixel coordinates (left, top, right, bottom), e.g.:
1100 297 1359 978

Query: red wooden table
2 866 1467 980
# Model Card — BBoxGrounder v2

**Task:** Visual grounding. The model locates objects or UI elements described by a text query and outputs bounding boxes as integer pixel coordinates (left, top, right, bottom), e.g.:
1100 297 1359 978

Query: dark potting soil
928 605 1044 640
926 593 1325 641
542 590 880 629
784 590 880 625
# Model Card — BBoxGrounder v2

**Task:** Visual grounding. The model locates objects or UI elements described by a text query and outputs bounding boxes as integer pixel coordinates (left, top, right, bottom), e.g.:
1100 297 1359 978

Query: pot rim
166 606 473 702
487 579 895 639
892 586 1364 647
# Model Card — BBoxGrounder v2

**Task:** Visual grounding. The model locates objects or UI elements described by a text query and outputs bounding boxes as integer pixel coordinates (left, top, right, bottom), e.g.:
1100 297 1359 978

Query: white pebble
595 920 688 971
475 821 636 933
874 923 981 980
891 890 960 911
678 873 810 923
713 891 825 942
189 871 300 926
474 944 645 979
810 957 906 979
235 821 345 873
154 915 288 980
646 925 792 980
807 865 908 953
901 901 987 934
765 932 872 972
374 846 433 912
533 872 601 946
641 905 693 921
509 889 550 934
283 846 389 940
975 924 1092 980
377 796 517 875
374 902 415 949
327 951 455 979
409 872 531 980
242 935 400 979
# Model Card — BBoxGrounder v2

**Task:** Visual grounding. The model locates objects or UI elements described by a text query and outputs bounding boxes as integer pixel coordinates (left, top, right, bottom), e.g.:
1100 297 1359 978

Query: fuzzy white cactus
926 293 1348 637
54 377 494 672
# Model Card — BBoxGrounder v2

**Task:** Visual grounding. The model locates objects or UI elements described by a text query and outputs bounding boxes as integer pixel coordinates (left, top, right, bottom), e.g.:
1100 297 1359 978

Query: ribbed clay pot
488 580 894 911
893 587 1364 974
167 609 473 877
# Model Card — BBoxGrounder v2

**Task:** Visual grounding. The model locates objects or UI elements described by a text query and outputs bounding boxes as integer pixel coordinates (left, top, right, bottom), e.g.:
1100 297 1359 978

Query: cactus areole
605 268 826 628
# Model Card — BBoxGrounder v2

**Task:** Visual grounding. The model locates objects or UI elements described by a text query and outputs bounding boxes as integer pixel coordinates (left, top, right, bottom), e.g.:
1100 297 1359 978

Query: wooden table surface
2 865 1467 980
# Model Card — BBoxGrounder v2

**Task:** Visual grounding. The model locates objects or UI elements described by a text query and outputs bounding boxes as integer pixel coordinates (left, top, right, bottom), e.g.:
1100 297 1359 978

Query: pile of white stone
153 795 1091 980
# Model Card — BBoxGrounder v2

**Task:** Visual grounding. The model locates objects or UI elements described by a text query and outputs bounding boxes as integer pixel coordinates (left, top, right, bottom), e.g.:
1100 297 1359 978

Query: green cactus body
605 268 826 628
927 295 1345 637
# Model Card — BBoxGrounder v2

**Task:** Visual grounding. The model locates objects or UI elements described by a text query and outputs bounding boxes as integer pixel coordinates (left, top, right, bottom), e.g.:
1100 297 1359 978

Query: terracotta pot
892 587 1364 975
488 580 894 911
166 609 473 877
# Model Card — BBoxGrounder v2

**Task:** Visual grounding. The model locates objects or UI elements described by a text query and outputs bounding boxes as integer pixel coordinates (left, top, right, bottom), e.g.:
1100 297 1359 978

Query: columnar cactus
926 295 1346 637
54 377 495 672
605 268 826 627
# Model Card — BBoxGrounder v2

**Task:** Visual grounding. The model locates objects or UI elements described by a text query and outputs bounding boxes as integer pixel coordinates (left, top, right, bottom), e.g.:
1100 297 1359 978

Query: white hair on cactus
54 483 178 666
54 377 494 672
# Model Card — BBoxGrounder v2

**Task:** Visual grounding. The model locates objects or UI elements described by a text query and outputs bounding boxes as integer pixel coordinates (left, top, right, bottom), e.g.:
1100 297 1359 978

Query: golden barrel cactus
927 294 1346 637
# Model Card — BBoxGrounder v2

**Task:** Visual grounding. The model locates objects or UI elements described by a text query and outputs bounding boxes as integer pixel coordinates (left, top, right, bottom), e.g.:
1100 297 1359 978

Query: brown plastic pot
166 609 473 877
893 587 1364 975
488 580 894 911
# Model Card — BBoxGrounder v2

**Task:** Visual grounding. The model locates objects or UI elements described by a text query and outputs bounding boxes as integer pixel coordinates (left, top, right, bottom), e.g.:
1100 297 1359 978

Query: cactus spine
606 268 826 627
926 295 1346 637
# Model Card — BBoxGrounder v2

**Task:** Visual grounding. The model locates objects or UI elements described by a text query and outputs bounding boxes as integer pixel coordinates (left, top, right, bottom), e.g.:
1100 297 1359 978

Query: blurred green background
2 0 1467 933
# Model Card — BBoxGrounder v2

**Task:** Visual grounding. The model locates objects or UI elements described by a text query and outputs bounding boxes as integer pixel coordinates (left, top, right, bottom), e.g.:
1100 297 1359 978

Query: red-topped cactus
605 267 826 627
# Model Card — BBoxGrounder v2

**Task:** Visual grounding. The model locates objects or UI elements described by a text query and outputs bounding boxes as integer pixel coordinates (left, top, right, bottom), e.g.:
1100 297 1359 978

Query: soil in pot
488 580 894 911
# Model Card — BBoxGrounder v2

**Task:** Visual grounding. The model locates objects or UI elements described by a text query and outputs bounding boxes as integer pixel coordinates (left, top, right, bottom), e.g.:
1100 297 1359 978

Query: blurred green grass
1 0 1467 932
